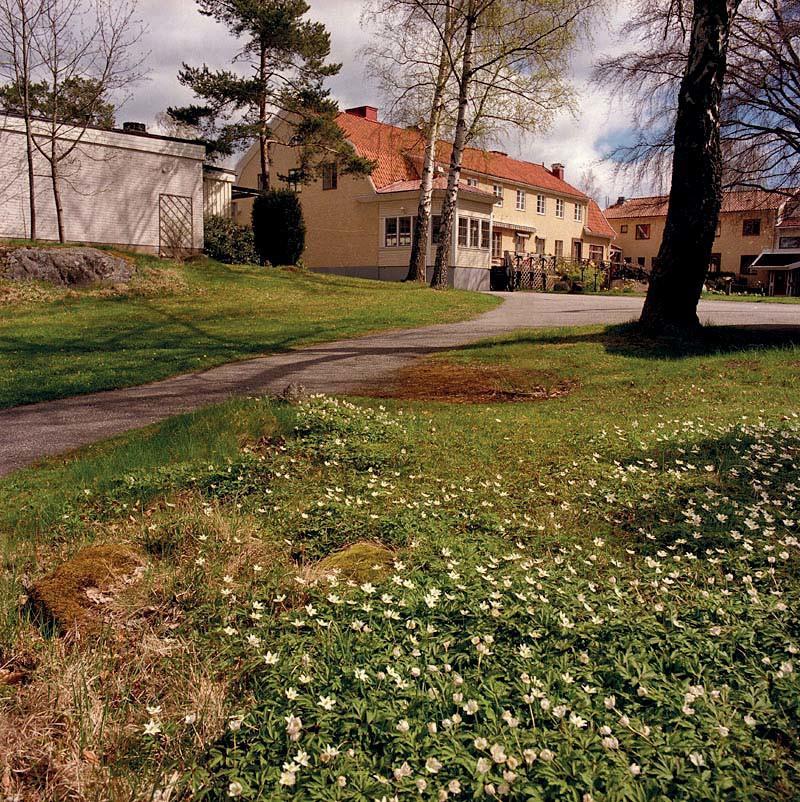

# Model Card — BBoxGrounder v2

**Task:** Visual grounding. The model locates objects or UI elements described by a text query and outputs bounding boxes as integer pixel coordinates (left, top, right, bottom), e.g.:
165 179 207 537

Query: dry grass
363 359 577 404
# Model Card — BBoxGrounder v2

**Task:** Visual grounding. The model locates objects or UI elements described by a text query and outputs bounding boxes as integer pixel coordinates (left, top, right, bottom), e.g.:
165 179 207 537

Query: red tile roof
604 190 787 219
376 176 495 199
337 111 588 200
586 200 615 239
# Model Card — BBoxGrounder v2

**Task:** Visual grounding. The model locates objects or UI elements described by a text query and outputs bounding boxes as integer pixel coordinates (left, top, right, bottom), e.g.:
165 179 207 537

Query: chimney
551 162 564 180
616 196 625 206
123 121 147 134
345 106 378 122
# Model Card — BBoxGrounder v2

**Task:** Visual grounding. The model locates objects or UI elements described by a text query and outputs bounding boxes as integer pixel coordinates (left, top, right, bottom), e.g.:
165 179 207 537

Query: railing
490 254 650 293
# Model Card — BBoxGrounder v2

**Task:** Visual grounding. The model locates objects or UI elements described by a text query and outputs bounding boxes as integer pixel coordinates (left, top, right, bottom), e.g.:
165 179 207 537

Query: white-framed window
384 215 415 247
493 184 503 205
536 194 546 215
466 177 479 187
534 236 545 254
574 203 583 222
516 190 526 211
492 230 502 258
458 217 468 247
554 239 564 257
555 198 564 218
457 216 490 250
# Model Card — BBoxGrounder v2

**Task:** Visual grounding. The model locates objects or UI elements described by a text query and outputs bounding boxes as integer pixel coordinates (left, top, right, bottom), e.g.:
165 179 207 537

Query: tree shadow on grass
460 322 800 361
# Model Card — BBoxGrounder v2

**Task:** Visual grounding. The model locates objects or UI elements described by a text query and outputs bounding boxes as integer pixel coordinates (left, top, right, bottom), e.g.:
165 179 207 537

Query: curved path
1 292 799 476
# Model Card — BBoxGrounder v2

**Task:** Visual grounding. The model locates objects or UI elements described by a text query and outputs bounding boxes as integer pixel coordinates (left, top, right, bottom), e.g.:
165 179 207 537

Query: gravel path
1 292 798 476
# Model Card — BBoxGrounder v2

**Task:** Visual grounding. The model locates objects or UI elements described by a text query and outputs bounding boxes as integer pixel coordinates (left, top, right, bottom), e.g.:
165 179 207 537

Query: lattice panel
159 194 193 258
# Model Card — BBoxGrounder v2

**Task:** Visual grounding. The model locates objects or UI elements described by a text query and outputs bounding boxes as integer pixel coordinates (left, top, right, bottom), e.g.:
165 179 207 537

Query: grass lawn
0 254 497 409
1 323 799 801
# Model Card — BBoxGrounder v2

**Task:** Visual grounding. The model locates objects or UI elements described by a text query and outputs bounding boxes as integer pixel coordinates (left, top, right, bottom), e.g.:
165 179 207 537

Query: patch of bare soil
363 360 577 404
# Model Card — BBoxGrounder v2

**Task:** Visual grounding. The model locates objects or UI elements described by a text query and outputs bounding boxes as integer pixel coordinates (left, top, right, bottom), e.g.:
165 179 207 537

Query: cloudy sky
128 0 637 202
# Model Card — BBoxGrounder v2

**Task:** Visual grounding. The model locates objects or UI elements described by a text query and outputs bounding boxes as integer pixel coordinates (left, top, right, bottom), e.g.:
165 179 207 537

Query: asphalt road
1 292 799 477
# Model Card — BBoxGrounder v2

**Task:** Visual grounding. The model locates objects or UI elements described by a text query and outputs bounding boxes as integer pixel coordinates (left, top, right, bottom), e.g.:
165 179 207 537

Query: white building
0 115 229 254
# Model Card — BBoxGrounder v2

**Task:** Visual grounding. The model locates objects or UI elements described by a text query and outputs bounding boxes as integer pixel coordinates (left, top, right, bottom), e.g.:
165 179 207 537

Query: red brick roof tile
604 190 787 220
586 200 615 239
337 111 588 200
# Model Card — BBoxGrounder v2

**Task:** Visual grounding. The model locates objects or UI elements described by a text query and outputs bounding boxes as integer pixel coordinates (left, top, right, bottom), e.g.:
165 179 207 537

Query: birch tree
0 0 46 240
29 0 144 242
430 0 598 288
363 0 460 282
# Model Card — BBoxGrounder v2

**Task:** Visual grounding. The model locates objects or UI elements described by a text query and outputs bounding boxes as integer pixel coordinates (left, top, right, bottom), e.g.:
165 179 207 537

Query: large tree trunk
640 0 741 334
407 2 452 283
431 10 474 290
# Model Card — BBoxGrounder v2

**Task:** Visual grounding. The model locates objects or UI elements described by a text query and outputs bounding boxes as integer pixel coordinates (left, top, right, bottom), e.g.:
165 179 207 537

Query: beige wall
610 209 777 282
203 173 233 218
464 171 609 261
0 117 205 252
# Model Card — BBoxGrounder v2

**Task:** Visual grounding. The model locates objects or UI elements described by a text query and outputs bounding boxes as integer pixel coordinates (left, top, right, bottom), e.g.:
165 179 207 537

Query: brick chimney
551 162 564 180
616 196 626 206
345 106 378 121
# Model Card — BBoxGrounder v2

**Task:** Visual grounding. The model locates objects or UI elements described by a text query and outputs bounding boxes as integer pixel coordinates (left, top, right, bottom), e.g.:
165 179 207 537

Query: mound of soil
0 246 134 286
364 360 577 404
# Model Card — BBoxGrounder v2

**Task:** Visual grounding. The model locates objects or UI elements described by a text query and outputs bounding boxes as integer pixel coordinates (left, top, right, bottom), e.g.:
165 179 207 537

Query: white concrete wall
0 116 206 252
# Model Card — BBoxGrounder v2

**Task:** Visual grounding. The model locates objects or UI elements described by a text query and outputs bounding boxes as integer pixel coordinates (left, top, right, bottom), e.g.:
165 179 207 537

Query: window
779 235 800 249
620 224 628 234
493 184 503 205
555 198 564 219
637 256 645 267
322 162 338 190
469 218 480 248
709 253 721 272
742 218 761 236
481 220 490 250
574 203 583 222
286 168 302 192
431 215 442 244
492 230 503 258
635 223 650 240
516 190 526 211
398 215 412 246
536 194 546 215
715 221 721 238
740 254 758 275
384 217 397 248
534 236 545 254
589 244 604 262
458 217 468 247
257 172 268 190
572 240 583 260
383 216 414 247
466 177 479 187
554 239 564 258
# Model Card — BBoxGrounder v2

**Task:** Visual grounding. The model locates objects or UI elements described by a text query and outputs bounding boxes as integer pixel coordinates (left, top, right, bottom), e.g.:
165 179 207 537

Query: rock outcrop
0 246 134 286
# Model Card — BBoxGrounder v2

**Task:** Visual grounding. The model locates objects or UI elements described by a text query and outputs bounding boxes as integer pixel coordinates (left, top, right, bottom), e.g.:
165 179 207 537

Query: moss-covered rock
315 542 394 583
28 544 143 634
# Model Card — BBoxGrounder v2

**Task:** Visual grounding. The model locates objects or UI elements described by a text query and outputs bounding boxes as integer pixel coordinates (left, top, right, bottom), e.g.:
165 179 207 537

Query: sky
128 0 638 203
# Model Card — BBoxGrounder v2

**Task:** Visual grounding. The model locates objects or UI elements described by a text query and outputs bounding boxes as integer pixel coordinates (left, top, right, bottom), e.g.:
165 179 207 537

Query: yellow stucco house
233 106 615 291
604 190 800 295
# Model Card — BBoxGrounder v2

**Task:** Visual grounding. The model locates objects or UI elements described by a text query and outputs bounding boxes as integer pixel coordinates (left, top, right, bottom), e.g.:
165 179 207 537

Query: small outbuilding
0 115 207 254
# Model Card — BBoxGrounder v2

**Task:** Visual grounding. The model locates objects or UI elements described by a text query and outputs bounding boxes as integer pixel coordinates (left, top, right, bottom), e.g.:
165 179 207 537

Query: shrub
252 189 306 267
204 215 257 265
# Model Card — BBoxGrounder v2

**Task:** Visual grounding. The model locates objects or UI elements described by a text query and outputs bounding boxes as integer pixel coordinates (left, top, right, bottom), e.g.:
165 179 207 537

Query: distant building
233 106 615 291
604 190 799 295
0 115 229 254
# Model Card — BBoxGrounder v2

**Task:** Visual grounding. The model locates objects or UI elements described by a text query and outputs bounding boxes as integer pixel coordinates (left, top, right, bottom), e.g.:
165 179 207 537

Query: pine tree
170 0 372 186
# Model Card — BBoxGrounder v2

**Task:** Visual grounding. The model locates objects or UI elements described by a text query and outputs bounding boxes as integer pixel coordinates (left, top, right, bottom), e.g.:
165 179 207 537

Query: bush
204 215 258 265
252 189 306 267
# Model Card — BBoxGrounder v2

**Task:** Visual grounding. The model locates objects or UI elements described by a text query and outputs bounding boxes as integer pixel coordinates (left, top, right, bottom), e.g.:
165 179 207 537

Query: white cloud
124 0 643 204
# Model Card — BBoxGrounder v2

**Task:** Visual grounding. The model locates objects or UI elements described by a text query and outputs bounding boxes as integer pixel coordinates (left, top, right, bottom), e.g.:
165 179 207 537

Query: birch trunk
430 9 473 289
406 1 452 283
640 0 741 333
